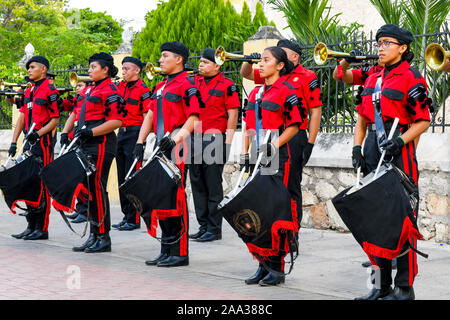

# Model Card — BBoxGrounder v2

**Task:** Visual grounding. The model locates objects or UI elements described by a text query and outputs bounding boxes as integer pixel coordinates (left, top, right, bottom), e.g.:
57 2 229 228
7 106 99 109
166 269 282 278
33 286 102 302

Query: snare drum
0 154 44 214
40 149 95 213
332 163 422 262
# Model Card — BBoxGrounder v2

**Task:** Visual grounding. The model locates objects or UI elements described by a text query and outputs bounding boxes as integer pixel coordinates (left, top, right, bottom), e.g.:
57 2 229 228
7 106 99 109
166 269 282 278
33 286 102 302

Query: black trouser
23 132 53 232
116 126 141 224
364 125 419 287
81 132 117 236
189 133 225 235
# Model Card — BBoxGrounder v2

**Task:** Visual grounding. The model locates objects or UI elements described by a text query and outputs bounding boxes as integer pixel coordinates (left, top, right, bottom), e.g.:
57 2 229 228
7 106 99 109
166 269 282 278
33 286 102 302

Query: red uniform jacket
193 72 240 133
19 78 60 131
74 78 124 124
117 78 151 127
147 71 201 135
357 61 431 125
244 77 303 133
254 64 321 130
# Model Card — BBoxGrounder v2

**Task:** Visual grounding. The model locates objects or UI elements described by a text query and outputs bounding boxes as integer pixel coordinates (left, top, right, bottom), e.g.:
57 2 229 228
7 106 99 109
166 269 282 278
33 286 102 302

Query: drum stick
142 132 170 167
372 117 399 181
4 123 36 167
62 137 79 156
355 167 361 189
125 158 138 181
250 130 271 181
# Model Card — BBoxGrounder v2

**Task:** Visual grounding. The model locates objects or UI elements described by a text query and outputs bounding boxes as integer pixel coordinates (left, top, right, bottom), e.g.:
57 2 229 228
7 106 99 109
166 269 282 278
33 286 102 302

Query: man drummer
112 56 151 231
188 48 239 242
8 55 60 240
134 41 200 267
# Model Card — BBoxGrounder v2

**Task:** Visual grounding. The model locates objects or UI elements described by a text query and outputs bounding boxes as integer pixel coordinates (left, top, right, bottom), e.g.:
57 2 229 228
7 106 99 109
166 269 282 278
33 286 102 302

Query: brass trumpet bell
145 62 162 80
425 43 450 71
214 46 260 66
313 42 379 65
69 72 91 87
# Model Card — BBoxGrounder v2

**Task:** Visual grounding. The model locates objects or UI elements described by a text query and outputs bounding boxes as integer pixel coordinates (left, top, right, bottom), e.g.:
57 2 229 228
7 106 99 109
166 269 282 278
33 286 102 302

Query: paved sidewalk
0 200 449 300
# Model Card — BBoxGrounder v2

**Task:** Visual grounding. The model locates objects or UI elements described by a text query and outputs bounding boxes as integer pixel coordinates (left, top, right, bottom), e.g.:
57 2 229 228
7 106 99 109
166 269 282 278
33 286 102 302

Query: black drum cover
119 156 180 218
332 167 422 262
0 156 43 214
218 172 299 260
40 150 90 213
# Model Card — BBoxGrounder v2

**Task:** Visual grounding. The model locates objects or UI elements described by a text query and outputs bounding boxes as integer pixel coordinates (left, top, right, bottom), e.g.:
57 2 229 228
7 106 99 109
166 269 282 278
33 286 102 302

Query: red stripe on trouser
95 137 106 234
401 142 418 285
135 161 142 224
41 135 51 231
179 161 188 256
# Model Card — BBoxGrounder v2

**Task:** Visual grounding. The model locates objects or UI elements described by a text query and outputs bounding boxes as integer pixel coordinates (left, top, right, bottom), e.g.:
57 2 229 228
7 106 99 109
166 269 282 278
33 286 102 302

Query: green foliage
133 0 273 65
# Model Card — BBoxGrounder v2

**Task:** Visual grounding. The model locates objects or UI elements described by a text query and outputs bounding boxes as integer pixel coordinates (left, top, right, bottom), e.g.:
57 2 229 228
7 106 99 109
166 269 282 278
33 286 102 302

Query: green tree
133 0 273 65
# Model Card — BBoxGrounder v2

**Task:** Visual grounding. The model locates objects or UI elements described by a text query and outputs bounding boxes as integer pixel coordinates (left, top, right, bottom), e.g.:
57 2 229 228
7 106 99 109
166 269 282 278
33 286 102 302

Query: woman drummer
352 24 431 300
241 46 304 286
61 52 124 253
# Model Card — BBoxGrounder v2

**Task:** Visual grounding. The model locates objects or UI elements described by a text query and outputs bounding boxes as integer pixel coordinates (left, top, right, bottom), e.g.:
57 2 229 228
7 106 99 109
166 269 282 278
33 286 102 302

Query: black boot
84 233 111 253
71 214 87 223
381 286 415 300
11 228 34 239
258 271 285 286
354 286 393 300
23 229 48 240
145 252 169 266
72 233 97 252
245 264 268 285
66 212 79 220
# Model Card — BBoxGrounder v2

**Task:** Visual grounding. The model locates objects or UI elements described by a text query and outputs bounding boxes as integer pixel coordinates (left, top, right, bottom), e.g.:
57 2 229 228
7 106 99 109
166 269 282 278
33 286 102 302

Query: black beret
89 52 115 66
46 72 57 79
160 41 190 60
277 39 302 56
26 55 49 70
376 24 413 45
122 56 144 70
201 48 216 64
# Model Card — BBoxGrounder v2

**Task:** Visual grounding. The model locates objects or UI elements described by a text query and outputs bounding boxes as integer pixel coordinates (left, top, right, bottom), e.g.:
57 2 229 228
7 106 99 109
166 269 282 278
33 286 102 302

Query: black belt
119 126 141 133
368 121 408 132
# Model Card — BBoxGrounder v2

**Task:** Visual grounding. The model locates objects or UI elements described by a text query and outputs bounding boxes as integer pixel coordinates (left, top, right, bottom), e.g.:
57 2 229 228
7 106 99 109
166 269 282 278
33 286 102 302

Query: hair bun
110 65 119 78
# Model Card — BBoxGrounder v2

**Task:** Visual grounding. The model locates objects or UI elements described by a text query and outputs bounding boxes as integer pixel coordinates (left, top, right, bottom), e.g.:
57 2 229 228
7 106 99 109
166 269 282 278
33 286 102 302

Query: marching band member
242 46 303 286
61 52 124 253
353 24 431 300
8 55 60 241
240 39 322 232
134 41 200 267
188 48 240 242
112 57 151 231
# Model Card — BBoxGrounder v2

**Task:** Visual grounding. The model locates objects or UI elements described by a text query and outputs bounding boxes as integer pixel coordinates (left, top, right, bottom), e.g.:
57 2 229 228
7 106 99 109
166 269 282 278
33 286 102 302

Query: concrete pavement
0 200 449 300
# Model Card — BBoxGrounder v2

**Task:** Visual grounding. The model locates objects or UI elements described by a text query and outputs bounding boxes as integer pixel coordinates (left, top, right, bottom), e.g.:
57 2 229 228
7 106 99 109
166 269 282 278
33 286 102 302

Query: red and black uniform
357 60 431 288
72 78 124 236
244 77 303 272
253 65 321 225
144 71 201 257
116 78 151 226
189 72 240 236
17 77 59 232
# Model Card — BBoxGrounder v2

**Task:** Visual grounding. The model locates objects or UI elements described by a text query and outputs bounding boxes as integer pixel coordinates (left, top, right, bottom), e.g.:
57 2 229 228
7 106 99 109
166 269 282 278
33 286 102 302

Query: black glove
60 133 69 148
344 49 364 64
133 143 144 162
352 145 366 173
380 136 405 157
159 136 176 153
259 143 277 167
223 143 232 164
239 153 250 172
301 143 314 167
26 131 40 143
8 143 17 157
247 52 261 64
75 127 93 142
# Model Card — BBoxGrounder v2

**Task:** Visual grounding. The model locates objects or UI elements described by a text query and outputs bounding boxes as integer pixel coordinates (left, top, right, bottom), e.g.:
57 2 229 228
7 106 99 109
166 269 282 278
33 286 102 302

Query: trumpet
313 42 379 65
144 62 195 80
425 43 450 71
0 80 30 91
0 90 24 96
214 46 261 66
69 72 92 87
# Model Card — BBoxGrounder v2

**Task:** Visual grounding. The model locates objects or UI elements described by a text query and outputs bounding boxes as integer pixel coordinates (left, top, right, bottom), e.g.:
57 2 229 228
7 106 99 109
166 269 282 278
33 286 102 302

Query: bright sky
66 0 160 31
